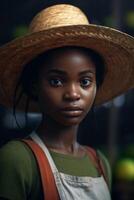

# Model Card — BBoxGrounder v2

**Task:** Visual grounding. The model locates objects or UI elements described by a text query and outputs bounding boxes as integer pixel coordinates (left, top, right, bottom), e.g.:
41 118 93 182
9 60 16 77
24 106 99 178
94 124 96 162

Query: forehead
39 46 96 73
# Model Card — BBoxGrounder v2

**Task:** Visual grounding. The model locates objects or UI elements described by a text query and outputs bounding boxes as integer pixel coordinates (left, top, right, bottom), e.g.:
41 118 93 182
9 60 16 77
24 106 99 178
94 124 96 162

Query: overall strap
22 139 59 200
86 146 109 188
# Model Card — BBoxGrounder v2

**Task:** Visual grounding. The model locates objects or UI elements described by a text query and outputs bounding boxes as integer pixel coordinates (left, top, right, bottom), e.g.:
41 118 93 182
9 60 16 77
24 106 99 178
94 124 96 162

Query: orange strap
86 146 109 188
22 139 59 200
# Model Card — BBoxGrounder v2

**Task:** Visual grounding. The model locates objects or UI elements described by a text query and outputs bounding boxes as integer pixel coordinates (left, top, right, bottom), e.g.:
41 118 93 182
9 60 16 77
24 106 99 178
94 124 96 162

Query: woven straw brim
0 24 134 112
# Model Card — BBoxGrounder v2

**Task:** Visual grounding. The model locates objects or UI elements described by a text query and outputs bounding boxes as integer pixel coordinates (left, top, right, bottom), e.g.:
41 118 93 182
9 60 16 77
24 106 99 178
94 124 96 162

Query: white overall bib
30 132 111 200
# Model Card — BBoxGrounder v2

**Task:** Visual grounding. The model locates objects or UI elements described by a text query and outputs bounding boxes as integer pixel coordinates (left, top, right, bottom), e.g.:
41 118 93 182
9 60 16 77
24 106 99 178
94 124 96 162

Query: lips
60 106 83 117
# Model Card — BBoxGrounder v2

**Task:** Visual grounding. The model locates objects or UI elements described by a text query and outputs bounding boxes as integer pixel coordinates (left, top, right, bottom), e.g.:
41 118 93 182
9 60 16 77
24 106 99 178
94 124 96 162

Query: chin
45 114 84 127
56 117 83 127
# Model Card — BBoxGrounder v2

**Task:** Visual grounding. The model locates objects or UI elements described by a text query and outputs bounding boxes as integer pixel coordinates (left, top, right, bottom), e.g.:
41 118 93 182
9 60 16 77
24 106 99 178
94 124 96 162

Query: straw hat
0 4 134 112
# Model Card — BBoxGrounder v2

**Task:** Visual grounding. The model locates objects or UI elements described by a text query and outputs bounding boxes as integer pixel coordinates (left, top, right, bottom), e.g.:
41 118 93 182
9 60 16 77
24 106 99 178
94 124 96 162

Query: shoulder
0 140 41 199
83 145 112 189
0 140 34 164
97 150 112 190
0 140 38 180
97 150 111 172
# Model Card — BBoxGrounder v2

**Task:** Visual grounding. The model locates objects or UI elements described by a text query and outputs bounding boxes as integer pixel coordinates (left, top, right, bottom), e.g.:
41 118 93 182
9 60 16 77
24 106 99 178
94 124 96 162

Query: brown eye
49 78 63 87
80 78 91 88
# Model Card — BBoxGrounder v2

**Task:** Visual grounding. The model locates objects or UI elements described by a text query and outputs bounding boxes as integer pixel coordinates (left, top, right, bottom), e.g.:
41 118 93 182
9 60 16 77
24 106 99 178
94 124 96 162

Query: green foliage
125 11 134 28
103 16 114 27
13 25 28 38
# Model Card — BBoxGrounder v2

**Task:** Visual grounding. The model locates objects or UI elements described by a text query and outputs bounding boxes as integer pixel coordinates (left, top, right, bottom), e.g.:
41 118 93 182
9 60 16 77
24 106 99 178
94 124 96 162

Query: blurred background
0 0 134 199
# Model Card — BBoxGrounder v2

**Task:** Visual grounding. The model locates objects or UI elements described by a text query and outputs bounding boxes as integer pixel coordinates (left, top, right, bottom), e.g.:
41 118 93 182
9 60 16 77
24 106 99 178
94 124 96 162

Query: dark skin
35 47 97 157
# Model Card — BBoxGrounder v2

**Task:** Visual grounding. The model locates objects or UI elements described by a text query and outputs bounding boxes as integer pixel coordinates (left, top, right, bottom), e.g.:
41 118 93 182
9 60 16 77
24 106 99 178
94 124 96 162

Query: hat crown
29 4 89 33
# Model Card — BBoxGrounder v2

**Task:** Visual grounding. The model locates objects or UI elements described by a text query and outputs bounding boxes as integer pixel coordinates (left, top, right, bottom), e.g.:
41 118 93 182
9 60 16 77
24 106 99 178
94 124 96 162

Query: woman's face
37 47 97 126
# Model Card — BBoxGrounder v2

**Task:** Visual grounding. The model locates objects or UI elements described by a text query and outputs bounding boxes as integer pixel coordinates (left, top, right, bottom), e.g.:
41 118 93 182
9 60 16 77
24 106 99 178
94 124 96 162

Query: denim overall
30 132 111 200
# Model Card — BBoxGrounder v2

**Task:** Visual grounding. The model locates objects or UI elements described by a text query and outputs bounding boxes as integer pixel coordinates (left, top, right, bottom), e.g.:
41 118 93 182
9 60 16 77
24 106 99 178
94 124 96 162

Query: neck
36 116 80 154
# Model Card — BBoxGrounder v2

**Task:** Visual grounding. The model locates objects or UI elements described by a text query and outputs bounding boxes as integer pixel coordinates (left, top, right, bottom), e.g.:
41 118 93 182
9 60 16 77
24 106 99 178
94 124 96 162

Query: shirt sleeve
0 141 34 200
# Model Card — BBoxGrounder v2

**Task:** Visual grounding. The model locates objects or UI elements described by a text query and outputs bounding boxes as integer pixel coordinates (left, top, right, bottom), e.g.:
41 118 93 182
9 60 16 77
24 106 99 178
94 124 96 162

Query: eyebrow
46 69 66 75
46 69 95 76
79 69 95 75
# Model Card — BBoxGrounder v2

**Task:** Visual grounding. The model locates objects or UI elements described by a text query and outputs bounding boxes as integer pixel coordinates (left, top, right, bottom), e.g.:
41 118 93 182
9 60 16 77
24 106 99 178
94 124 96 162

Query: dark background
0 1 134 199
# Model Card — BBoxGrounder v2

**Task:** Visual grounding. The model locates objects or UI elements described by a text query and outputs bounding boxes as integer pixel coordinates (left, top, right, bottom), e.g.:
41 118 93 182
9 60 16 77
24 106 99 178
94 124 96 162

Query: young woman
0 4 134 200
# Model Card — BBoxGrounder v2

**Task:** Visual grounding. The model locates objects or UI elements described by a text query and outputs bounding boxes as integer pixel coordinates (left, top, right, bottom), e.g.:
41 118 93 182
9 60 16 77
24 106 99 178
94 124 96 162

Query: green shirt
0 140 111 200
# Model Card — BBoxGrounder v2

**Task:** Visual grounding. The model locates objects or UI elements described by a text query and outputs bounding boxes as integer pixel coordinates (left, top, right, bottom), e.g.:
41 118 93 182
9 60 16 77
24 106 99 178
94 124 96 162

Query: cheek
84 86 97 110
37 86 61 111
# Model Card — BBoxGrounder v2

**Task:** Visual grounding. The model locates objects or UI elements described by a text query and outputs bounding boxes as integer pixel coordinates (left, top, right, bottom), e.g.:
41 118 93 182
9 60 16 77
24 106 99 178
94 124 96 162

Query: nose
63 84 81 101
